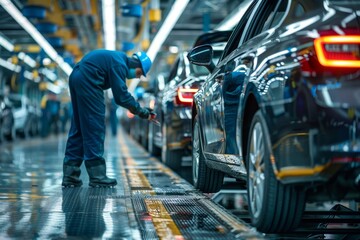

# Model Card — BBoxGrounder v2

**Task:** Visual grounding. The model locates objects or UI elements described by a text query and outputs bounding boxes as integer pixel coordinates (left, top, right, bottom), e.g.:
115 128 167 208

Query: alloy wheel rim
248 122 265 219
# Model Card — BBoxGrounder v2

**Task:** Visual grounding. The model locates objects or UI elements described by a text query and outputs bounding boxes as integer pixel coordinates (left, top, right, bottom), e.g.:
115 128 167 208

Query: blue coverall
64 50 141 163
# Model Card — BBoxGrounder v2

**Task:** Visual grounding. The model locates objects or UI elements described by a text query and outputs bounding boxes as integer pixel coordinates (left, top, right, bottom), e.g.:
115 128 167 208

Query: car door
200 0 258 155
202 0 289 157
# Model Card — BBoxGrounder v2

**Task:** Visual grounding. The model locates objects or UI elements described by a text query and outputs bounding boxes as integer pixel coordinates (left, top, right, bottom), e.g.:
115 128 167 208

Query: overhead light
42 57 51 66
169 46 179 54
18 52 36 68
0 35 14 51
0 0 73 76
0 58 21 72
147 0 190 61
40 68 57 81
215 0 252 31
102 0 116 50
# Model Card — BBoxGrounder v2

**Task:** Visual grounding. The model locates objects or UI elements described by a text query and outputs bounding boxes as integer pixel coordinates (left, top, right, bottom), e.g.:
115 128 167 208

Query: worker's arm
108 64 153 121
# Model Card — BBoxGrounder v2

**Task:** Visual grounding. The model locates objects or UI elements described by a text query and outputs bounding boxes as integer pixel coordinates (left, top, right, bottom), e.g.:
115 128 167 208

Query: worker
62 50 152 188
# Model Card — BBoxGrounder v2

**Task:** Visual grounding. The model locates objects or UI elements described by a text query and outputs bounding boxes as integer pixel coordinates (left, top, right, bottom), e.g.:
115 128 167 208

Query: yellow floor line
118 133 184 240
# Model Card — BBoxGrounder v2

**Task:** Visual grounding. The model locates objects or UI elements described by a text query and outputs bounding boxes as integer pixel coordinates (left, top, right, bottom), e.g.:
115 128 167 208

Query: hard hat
132 51 152 76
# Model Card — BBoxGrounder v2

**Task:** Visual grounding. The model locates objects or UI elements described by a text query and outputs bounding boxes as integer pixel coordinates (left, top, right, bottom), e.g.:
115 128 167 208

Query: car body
149 31 231 170
8 94 38 138
188 0 360 233
159 52 208 170
0 95 15 141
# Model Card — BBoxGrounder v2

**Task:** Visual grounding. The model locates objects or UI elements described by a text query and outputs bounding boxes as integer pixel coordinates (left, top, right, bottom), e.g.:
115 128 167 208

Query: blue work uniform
64 50 140 162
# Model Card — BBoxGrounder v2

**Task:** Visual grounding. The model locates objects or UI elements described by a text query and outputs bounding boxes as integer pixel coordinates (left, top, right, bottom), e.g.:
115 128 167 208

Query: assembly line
1 0 360 239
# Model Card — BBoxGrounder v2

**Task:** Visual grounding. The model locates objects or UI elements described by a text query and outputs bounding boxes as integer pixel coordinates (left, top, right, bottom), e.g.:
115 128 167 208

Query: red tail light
314 35 360 68
175 87 198 106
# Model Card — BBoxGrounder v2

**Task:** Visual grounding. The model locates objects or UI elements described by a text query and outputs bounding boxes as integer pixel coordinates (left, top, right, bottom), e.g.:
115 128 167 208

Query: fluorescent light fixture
0 34 14 51
40 68 57 81
0 0 73 76
147 0 190 61
42 58 51 66
46 82 62 94
169 46 179 54
0 58 21 72
18 52 36 68
102 0 116 50
24 70 34 80
215 0 252 31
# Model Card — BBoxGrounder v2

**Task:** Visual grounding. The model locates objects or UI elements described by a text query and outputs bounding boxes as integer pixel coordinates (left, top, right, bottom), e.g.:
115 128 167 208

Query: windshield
8 97 22 108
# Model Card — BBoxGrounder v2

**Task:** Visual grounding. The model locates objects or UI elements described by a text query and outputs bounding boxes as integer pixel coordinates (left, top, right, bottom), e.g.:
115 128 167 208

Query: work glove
137 107 151 119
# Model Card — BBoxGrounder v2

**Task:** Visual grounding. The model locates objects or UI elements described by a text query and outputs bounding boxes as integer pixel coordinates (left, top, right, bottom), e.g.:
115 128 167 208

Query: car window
268 0 288 29
219 0 258 61
242 0 288 43
167 59 180 82
294 2 305 17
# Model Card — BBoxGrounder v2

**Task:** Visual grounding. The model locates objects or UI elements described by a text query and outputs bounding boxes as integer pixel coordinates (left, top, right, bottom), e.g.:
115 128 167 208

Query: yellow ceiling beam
14 44 41 53
26 0 52 8
90 0 100 31
54 28 73 40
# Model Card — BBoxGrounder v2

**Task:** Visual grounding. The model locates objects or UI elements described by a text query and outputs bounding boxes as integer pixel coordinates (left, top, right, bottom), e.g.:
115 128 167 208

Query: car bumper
267 81 360 186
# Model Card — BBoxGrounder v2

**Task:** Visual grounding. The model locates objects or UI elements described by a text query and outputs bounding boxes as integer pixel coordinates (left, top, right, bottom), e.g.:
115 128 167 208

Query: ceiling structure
0 0 247 78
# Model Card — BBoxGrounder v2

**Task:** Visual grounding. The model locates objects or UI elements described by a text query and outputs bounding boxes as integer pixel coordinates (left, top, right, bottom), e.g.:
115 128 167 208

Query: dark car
149 31 232 170
0 94 15 141
150 45 226 170
135 73 167 152
8 94 39 138
187 0 360 233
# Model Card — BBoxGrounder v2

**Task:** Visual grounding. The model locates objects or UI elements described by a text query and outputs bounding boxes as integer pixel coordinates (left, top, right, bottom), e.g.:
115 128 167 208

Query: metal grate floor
0 128 261 239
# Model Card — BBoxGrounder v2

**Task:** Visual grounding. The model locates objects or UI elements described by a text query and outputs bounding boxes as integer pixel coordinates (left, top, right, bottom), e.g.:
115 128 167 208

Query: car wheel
6 126 16 141
161 124 182 170
192 116 224 193
148 122 161 156
246 110 305 233
30 119 38 136
141 123 148 149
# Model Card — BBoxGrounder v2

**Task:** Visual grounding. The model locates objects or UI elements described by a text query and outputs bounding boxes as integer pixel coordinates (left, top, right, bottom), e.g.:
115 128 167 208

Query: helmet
132 51 152 76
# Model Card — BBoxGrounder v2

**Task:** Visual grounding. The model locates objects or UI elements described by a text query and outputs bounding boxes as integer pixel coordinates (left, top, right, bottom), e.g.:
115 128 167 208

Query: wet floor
0 128 262 239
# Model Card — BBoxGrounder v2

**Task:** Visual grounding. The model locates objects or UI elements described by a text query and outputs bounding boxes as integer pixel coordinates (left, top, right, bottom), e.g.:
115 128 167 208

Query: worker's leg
62 69 84 187
77 79 117 187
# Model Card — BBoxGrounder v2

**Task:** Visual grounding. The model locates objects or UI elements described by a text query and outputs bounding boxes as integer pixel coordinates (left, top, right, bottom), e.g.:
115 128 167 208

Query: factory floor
0 127 260 239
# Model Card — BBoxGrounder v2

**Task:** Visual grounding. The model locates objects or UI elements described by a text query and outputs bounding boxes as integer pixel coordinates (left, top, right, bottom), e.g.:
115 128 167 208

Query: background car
8 94 39 138
0 94 15 142
188 0 360 233
148 31 231 171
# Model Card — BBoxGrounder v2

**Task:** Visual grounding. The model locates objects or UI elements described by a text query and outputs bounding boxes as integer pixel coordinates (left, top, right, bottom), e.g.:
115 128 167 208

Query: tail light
175 87 198 106
314 35 360 68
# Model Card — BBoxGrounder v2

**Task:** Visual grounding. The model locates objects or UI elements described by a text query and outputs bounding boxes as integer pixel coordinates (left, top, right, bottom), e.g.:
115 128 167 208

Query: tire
141 121 148 149
5 125 16 141
0 121 4 143
246 110 305 233
147 121 161 156
192 116 224 193
161 124 182 170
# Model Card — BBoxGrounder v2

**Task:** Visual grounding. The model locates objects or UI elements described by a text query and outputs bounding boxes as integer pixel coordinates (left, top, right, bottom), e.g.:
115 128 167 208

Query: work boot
62 160 83 187
85 159 117 187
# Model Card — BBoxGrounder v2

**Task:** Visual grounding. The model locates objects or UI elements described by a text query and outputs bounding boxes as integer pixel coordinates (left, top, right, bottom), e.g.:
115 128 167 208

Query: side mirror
187 45 215 72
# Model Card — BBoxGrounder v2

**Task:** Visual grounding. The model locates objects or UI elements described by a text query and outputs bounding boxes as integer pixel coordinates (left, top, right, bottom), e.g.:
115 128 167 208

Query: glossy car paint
190 0 360 233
